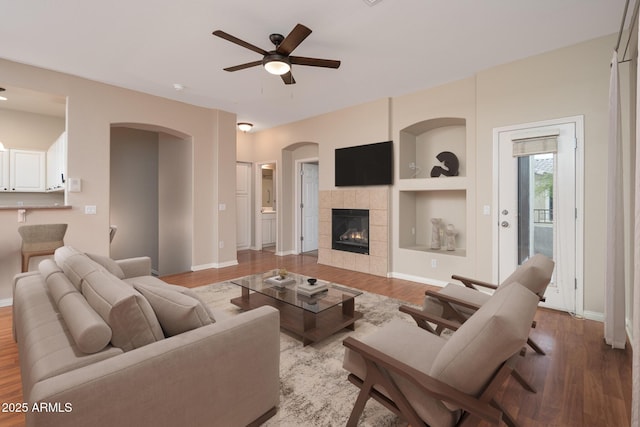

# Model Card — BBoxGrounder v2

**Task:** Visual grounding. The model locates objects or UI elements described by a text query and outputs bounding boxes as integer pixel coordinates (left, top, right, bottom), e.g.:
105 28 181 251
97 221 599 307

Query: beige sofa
13 246 280 427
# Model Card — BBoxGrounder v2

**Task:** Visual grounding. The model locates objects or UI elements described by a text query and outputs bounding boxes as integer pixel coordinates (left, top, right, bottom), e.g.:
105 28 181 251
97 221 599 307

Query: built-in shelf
398 117 469 258
399 117 466 181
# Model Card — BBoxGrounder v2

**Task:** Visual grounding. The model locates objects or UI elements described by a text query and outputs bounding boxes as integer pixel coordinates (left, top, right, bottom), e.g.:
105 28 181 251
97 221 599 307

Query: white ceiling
0 0 627 130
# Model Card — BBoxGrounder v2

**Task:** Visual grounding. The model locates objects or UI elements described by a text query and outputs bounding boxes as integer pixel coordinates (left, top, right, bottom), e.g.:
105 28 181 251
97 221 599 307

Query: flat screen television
335 141 393 187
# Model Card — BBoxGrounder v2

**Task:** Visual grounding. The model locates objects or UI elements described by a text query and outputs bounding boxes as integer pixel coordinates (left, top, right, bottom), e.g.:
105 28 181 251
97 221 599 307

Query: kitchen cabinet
4 149 46 192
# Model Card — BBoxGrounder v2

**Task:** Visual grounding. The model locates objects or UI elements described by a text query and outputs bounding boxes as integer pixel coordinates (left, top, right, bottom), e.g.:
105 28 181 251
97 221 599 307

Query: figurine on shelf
430 218 442 249
445 224 457 251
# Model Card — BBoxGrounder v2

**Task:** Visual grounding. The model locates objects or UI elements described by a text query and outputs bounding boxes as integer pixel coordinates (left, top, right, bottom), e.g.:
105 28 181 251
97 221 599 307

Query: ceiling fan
212 23 341 85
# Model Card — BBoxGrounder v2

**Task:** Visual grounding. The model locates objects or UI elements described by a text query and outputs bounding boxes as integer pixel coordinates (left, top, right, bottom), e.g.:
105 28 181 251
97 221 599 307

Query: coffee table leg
241 287 250 302
302 310 317 346
343 298 355 331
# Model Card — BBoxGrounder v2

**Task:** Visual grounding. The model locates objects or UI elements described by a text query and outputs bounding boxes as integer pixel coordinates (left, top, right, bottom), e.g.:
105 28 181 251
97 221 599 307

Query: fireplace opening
332 209 369 254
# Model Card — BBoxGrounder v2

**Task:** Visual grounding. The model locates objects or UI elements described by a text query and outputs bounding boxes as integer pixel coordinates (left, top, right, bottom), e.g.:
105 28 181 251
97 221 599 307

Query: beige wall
0 59 235 301
475 35 615 315
240 34 626 318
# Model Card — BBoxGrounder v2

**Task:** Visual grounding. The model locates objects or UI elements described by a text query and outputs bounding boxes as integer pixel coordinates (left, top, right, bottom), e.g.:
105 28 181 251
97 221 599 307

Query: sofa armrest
12 272 41 342
115 257 152 278
27 305 280 427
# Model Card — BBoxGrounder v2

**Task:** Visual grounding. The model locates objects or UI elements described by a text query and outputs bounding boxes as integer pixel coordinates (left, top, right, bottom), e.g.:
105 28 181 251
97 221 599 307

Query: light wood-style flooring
0 250 632 426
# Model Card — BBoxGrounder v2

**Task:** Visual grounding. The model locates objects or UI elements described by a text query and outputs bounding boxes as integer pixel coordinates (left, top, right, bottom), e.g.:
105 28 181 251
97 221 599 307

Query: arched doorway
109 124 193 275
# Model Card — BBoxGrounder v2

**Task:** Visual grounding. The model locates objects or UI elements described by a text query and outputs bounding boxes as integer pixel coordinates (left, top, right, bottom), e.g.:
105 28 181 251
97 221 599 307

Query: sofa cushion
81 270 164 351
87 253 126 279
57 292 112 353
38 259 62 282
125 275 219 322
62 253 103 290
133 282 213 336
430 283 538 404
53 245 82 268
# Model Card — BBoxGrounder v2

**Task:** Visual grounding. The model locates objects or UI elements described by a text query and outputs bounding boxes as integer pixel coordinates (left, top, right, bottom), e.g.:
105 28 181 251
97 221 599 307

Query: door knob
501 221 510 228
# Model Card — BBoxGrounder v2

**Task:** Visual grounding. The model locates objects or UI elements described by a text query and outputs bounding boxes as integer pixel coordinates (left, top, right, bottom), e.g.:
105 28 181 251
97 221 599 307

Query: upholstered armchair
343 283 539 427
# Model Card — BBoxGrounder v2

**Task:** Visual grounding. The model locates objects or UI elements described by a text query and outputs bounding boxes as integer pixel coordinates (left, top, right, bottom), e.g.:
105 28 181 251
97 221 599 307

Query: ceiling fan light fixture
263 53 291 75
237 122 253 132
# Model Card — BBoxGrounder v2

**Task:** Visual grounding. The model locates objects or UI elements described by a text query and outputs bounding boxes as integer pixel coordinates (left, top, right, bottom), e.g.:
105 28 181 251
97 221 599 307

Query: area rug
192 280 419 427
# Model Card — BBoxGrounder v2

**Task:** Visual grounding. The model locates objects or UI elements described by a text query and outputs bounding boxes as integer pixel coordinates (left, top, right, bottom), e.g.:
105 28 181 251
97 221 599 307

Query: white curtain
605 50 627 349
633 24 640 427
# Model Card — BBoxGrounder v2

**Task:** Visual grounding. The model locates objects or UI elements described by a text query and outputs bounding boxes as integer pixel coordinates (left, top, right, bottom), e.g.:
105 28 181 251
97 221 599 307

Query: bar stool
17 224 68 272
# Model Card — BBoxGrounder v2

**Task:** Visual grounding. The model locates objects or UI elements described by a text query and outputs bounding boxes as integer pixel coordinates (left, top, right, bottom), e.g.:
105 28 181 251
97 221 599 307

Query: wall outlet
431 259 437 268
84 205 97 215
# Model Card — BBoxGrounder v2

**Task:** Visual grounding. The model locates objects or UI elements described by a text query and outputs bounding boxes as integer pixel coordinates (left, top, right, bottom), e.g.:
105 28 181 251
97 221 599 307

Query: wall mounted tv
335 141 393 187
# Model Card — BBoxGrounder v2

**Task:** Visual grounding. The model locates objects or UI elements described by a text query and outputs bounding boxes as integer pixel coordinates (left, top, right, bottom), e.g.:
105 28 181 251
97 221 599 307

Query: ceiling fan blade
290 56 341 69
276 24 312 56
281 71 296 85
223 60 263 72
212 30 268 55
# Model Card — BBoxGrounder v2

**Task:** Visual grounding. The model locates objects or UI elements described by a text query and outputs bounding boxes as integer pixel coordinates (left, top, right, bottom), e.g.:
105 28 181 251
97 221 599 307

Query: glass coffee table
230 270 363 346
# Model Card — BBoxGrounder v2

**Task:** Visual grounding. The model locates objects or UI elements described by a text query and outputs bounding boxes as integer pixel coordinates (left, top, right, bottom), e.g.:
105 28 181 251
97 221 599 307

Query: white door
496 118 582 313
236 163 252 250
301 162 319 253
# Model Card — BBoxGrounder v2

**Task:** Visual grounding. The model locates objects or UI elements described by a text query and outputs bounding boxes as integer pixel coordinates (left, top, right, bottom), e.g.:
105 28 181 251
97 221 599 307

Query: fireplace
332 209 369 254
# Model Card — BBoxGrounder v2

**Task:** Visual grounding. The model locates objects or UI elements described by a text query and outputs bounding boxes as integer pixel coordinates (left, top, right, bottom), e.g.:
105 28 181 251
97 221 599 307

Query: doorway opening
109 124 193 276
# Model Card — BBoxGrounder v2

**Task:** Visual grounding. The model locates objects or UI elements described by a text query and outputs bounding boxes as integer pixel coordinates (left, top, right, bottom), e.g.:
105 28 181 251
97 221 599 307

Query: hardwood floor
0 250 632 426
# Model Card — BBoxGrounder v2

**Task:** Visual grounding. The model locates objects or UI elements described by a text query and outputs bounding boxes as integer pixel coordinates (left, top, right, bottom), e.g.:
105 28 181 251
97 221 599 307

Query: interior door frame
492 115 584 316
254 160 277 251
295 157 319 254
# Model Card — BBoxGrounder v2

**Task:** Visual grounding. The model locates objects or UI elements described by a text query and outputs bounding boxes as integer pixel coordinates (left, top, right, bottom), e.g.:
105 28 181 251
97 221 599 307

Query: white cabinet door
46 132 67 191
0 151 9 191
262 214 276 245
10 149 46 192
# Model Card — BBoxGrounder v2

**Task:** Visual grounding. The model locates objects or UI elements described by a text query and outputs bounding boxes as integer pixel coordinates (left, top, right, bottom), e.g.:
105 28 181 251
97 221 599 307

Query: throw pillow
87 253 126 279
133 282 213 337
82 270 164 351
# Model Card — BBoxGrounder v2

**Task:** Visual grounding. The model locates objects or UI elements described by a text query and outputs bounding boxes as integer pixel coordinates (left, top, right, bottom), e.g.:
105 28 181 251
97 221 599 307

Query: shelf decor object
445 224 457 251
430 151 460 177
430 218 442 249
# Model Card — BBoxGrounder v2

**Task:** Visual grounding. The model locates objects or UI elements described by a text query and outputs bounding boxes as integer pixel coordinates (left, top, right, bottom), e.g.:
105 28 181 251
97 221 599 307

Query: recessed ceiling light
173 83 185 91
0 87 6 100
363 0 383 5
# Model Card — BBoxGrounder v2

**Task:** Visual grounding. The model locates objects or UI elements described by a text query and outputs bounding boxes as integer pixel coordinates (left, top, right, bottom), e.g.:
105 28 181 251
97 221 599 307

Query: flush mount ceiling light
237 122 253 132
0 87 6 101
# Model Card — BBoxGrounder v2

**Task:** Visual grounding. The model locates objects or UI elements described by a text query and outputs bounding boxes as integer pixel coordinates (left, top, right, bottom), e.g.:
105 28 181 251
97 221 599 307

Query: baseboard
583 310 604 322
0 298 13 308
276 250 297 256
388 272 449 288
191 259 239 271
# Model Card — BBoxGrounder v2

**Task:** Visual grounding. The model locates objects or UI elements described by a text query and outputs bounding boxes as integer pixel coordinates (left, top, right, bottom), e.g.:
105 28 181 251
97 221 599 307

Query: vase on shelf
430 218 442 249
445 224 457 251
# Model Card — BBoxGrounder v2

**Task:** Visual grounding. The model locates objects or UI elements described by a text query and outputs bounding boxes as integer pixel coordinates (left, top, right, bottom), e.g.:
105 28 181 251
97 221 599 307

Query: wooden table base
231 288 363 346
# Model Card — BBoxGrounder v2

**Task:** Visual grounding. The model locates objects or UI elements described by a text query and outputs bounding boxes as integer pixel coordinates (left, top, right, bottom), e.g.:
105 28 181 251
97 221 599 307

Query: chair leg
491 399 519 427
527 337 546 355
511 369 536 393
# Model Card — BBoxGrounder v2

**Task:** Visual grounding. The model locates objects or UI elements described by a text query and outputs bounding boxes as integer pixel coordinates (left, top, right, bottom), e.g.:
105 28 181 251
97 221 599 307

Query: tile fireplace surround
318 188 389 277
